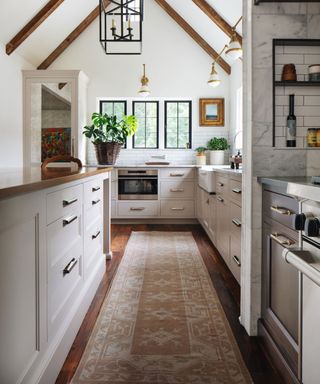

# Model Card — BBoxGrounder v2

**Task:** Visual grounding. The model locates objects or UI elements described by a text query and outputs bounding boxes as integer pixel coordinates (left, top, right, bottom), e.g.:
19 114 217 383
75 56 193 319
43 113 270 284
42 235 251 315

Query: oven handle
282 248 320 287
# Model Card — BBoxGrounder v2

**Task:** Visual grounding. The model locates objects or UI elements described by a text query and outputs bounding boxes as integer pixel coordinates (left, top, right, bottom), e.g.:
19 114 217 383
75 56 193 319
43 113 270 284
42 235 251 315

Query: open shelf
275 81 320 87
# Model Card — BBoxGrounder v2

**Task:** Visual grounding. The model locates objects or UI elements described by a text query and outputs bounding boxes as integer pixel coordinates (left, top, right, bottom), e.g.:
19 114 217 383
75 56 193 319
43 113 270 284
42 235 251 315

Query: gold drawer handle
232 188 242 194
270 205 293 216
233 255 241 267
171 207 185 211
130 207 145 211
63 258 78 275
170 188 184 192
232 218 242 227
170 173 185 177
92 230 101 240
270 233 295 246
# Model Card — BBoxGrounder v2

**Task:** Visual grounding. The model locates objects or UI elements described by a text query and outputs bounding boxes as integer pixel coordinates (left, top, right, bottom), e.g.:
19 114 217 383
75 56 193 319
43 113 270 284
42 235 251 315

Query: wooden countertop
0 166 112 200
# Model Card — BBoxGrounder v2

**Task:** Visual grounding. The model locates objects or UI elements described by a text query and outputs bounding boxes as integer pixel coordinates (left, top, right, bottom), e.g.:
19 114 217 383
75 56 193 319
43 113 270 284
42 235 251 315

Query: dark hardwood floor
56 224 284 384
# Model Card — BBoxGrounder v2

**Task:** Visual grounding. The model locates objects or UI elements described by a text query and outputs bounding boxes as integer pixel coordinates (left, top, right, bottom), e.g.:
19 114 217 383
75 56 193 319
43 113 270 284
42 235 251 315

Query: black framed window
99 100 127 120
132 101 159 148
165 101 192 149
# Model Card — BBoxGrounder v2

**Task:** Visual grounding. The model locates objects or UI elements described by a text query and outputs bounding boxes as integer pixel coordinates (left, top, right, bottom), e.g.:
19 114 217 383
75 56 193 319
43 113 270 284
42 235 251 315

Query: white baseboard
111 218 199 224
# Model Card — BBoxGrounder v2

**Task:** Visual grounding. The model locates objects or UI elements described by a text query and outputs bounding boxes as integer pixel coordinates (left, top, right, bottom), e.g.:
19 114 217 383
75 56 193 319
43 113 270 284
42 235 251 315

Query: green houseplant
207 137 230 165
83 112 138 165
195 147 207 166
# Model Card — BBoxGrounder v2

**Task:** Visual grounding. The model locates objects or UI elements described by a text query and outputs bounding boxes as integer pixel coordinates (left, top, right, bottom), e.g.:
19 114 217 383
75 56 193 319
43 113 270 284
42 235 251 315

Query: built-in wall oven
118 169 158 200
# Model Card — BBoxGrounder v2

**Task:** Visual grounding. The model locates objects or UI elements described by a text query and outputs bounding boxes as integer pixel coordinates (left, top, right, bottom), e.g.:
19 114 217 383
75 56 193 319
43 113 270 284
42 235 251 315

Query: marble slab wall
241 1 320 336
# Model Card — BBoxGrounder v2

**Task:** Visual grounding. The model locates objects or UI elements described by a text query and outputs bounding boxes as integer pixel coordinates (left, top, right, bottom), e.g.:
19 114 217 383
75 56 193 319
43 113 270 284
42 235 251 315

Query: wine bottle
286 94 296 147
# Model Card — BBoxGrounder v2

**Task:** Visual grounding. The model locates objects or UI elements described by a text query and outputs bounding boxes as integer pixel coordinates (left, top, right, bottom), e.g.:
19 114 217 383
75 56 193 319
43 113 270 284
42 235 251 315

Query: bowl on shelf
308 65 320 81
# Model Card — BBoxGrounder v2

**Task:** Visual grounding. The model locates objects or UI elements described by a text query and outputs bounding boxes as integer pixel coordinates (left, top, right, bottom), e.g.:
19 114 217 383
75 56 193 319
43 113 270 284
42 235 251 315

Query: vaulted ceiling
0 0 242 73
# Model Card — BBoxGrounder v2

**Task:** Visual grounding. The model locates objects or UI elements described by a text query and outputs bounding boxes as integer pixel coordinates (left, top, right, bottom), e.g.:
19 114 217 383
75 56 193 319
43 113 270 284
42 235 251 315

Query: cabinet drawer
160 180 194 199
47 212 82 267
47 184 82 225
48 238 83 339
230 236 241 284
263 190 298 229
84 217 103 273
230 179 242 205
216 174 229 195
84 200 102 230
160 168 194 180
230 202 242 238
117 201 159 217
160 200 195 218
84 178 103 211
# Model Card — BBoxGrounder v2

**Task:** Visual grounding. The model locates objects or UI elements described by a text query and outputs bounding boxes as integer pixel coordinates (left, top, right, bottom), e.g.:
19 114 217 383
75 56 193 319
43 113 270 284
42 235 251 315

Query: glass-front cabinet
23 70 89 166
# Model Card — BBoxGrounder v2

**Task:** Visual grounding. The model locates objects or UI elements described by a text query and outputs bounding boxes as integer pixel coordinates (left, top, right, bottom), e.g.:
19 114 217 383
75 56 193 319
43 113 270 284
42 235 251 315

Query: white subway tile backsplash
276 54 305 64
295 105 320 116
284 45 320 54
304 116 320 126
304 54 320 64
276 95 304 106
304 96 320 105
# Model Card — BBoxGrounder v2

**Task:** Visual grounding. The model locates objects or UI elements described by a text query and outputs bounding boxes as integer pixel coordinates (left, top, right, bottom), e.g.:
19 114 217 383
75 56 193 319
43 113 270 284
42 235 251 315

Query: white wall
229 60 243 154
0 42 34 167
51 0 231 165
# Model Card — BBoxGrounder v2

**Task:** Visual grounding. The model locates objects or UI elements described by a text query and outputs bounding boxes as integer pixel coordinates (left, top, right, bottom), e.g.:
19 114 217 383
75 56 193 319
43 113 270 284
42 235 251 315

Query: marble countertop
0 166 112 200
259 176 320 202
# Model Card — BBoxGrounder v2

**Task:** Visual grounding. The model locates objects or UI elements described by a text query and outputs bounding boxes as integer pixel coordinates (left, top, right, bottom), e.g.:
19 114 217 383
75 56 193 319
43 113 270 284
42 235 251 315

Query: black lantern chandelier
99 0 144 55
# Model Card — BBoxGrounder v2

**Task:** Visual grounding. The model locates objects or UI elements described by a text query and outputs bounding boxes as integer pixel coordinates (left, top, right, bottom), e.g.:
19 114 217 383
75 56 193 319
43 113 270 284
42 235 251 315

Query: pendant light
225 16 243 60
207 45 227 88
138 64 150 97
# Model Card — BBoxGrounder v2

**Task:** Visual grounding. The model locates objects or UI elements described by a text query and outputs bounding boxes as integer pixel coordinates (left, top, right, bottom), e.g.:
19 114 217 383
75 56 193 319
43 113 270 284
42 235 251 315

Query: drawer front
160 168 195 180
47 184 82 225
230 202 242 238
84 216 103 274
216 174 229 195
47 212 82 267
117 201 159 217
160 180 195 199
230 235 241 284
160 200 195 218
84 178 103 211
263 190 298 229
84 199 102 228
48 238 83 339
230 179 242 205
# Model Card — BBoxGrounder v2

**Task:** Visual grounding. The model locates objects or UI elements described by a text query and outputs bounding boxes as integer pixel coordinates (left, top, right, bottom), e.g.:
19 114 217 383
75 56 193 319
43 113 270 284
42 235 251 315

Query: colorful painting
41 128 71 162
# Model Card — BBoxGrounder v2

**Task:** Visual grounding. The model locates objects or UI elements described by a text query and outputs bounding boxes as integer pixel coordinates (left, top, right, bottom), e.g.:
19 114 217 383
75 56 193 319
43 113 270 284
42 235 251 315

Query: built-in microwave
118 169 158 200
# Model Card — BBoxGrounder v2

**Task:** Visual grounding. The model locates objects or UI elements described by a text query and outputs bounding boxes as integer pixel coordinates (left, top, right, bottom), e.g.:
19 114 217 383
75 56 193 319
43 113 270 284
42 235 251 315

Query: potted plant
83 112 138 165
195 147 207 166
207 137 230 165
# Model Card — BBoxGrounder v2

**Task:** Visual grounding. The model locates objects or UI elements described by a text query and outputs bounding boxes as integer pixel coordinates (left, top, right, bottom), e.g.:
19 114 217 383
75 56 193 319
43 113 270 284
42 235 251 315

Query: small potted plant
195 147 207 166
83 112 138 165
207 137 230 165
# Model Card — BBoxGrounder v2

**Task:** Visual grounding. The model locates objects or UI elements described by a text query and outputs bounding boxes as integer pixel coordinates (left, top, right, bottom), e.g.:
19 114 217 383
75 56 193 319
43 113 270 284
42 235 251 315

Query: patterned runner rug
71 232 252 384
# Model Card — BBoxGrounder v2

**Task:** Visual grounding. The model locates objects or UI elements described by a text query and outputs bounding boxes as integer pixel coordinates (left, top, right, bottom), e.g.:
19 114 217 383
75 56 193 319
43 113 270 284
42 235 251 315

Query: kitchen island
0 166 112 384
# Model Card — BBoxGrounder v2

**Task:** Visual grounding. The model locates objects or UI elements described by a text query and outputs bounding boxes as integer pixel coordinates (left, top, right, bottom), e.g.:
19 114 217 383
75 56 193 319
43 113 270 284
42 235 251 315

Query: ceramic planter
196 154 206 166
209 150 225 165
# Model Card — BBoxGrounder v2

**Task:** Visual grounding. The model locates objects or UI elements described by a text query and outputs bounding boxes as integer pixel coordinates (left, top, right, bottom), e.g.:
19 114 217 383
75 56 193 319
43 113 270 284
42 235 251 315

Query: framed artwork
199 98 224 126
41 128 71 162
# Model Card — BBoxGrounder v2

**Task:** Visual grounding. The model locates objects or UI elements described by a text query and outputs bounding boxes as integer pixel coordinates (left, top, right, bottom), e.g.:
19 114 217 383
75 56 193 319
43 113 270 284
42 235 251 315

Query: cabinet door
208 195 216 243
216 194 230 263
262 221 299 377
0 193 46 384
201 190 210 229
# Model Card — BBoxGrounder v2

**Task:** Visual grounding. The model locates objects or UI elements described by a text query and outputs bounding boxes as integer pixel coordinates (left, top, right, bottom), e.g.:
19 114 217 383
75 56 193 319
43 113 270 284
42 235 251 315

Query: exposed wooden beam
192 0 242 45
153 0 231 74
38 1 111 70
6 0 64 55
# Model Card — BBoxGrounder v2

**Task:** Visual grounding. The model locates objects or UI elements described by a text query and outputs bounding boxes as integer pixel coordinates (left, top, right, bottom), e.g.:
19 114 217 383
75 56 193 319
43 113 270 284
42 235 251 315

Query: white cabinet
0 172 110 384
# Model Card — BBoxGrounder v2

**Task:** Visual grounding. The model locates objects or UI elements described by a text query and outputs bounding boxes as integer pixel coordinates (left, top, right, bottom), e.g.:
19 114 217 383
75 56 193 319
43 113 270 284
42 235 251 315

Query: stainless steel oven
118 169 158 200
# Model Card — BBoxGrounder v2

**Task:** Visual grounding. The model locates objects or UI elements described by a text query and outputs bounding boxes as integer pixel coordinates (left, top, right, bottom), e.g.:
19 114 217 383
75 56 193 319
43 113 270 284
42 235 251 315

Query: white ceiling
0 0 242 68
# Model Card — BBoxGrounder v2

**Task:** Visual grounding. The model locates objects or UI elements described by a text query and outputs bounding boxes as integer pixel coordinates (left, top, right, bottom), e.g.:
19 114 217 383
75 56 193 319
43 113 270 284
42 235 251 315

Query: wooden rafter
6 0 64 55
38 1 111 70
192 0 242 45
153 0 231 74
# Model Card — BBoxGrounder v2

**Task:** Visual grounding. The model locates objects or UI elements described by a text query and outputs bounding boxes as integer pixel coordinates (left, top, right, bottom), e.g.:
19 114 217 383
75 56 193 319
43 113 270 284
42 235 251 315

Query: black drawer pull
232 188 242 194
92 230 101 240
217 196 224 202
92 186 101 192
63 198 78 207
63 215 77 227
63 258 78 275
92 199 101 205
232 218 242 227
218 182 224 187
233 255 241 266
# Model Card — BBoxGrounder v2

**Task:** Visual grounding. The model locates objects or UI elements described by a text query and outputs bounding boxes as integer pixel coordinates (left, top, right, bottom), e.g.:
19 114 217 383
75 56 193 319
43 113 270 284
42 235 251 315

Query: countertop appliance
118 169 158 200
284 197 320 383
197 167 216 193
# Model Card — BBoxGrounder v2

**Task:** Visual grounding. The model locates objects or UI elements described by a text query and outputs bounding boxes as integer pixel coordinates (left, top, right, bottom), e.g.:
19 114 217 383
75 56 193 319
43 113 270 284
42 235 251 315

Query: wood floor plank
55 224 283 384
